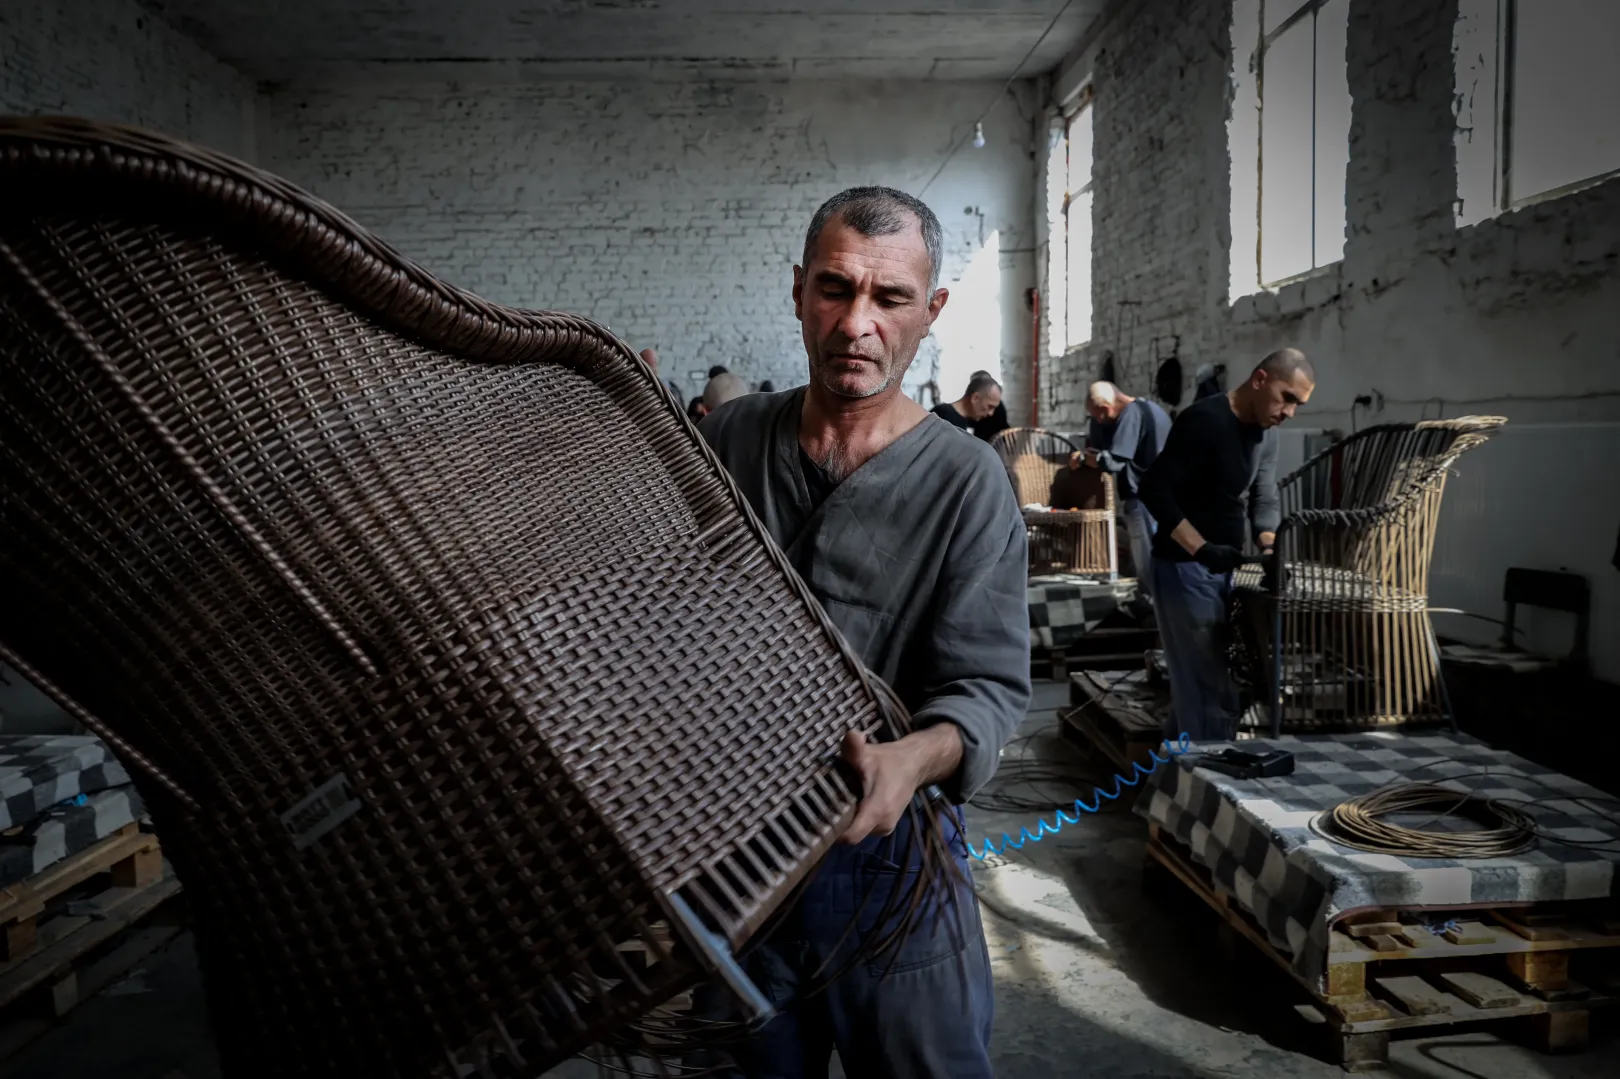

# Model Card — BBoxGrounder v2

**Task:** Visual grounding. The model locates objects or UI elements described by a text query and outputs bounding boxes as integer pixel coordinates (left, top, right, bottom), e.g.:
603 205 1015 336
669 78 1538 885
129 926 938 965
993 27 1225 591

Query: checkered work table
1137 731 1620 990
1 734 133 830
0 785 146 888
1028 575 1136 650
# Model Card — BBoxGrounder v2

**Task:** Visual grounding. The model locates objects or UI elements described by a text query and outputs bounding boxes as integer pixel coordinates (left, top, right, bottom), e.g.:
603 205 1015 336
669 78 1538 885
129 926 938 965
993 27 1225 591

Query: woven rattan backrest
0 117 907 1075
990 426 1080 505
1277 417 1504 592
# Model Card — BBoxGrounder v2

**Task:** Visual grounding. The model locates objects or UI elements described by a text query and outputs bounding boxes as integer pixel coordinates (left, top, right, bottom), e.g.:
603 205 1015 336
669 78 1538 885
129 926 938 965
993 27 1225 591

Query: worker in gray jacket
697 186 1028 1078
1082 381 1170 594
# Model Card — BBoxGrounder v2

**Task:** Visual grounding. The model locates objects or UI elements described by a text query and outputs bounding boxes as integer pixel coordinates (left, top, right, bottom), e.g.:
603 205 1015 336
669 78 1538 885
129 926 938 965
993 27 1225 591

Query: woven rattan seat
0 117 936 1076
1231 416 1505 734
991 426 1117 578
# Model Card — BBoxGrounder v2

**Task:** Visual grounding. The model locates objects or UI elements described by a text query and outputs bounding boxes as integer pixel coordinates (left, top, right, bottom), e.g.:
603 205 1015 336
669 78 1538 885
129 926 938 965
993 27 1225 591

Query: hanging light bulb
972 121 986 149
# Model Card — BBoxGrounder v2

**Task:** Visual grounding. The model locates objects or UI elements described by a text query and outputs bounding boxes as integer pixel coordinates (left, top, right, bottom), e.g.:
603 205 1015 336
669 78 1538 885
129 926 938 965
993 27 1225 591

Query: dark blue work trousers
1152 555 1239 741
698 812 995 1079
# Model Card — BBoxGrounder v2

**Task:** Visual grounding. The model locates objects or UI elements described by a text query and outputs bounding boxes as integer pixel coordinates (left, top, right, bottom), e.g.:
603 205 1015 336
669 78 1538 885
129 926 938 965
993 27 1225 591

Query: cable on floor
966 734 1192 860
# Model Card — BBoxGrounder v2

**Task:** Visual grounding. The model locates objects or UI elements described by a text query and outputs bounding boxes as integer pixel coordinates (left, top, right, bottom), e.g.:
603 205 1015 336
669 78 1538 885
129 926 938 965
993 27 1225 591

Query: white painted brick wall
1047 0 1620 676
258 75 1039 405
0 0 255 159
1044 0 1620 432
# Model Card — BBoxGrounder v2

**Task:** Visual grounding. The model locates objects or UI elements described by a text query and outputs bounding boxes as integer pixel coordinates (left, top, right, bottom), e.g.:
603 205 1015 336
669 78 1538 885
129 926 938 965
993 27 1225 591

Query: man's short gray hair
702 372 748 412
802 186 944 292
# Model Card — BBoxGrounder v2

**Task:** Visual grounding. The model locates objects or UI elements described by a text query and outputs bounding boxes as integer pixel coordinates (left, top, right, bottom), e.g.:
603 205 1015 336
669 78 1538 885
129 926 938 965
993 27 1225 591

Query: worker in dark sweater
1139 349 1315 740
931 372 1001 431
968 369 1012 442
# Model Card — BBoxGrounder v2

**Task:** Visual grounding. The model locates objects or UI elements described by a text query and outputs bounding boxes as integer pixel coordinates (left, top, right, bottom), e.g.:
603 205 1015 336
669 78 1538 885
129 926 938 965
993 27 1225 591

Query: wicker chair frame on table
0 117 952 1078
1229 417 1505 736
991 426 1118 579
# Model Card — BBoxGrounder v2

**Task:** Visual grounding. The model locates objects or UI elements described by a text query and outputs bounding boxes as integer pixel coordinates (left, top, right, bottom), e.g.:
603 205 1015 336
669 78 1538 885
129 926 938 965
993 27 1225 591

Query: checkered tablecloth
1 734 134 830
1028 575 1135 650
1137 731 1620 990
0 785 146 888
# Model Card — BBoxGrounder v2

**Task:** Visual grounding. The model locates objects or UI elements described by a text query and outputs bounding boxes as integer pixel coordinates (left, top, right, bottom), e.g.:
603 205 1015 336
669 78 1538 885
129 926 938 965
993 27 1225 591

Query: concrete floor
8 679 1617 1079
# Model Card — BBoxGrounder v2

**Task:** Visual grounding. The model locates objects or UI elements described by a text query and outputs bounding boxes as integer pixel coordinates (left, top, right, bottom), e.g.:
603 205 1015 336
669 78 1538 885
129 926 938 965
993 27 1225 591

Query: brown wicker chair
1230 417 1505 735
0 118 939 1076
991 427 1117 578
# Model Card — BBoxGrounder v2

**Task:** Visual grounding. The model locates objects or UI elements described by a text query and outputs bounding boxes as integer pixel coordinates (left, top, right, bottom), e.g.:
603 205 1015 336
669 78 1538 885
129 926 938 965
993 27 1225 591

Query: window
1063 96 1094 349
1255 0 1350 286
1456 0 1620 223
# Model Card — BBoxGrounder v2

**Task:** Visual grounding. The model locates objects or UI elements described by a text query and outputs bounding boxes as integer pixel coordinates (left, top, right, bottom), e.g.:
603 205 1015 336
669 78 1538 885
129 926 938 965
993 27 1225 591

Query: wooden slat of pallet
1442 921 1496 945
0 826 155 924
1495 907 1571 941
1375 975 1458 1016
1440 972 1524 1009
0 873 180 1009
1345 921 1404 940
0 924 181 1063
1343 994 1594 1035
1328 918 1620 964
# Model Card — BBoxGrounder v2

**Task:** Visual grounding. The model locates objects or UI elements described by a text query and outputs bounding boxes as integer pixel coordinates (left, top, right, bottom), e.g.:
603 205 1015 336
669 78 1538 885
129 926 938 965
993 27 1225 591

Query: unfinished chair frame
991 426 1118 579
1230 417 1505 736
0 117 952 1077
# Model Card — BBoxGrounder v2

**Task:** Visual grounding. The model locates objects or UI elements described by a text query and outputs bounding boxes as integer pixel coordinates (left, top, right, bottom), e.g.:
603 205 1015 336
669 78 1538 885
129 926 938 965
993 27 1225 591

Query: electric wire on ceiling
918 0 1080 197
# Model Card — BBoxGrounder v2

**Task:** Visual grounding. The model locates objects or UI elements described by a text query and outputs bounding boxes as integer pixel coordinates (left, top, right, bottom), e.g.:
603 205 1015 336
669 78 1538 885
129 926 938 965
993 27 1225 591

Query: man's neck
801 380 927 480
952 396 974 416
1226 388 1256 425
1116 392 1135 410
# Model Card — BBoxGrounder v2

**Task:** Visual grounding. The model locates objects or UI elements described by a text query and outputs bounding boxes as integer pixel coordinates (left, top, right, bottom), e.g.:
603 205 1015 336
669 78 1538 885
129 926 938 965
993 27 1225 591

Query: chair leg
1270 602 1285 739
1426 623 1459 735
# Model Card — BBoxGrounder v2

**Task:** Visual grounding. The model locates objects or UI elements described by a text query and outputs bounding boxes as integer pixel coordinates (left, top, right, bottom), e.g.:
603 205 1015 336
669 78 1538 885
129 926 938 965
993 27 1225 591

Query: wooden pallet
1145 822 1618 1071
1038 626 1158 679
1060 669 1167 772
0 824 182 1061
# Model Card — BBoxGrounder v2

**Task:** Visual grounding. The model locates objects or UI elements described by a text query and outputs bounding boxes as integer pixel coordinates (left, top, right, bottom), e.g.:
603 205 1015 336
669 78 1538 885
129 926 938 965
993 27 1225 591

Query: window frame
1061 86 1095 350
1496 0 1620 213
1254 0 1342 288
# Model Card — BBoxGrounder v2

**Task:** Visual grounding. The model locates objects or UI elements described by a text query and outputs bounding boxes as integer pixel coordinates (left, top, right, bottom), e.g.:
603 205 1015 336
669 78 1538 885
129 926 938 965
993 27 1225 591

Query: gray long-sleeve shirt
1084 398 1171 500
700 388 1030 802
1140 391 1281 560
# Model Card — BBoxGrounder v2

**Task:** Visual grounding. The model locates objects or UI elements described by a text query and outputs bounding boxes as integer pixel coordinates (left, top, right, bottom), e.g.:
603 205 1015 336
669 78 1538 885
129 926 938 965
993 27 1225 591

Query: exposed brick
1039 0 1620 431
0 0 254 159
256 78 1039 402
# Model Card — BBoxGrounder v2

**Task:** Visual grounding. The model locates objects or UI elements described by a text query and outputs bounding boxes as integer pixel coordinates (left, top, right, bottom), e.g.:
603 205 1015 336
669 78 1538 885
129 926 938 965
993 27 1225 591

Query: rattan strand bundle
1315 782 1536 858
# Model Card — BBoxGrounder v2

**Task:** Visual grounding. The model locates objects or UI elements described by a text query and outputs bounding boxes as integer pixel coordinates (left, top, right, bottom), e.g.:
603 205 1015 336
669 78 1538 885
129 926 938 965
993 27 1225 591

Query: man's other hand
1083 448 1099 468
1193 542 1244 574
638 347 659 374
838 724 962 844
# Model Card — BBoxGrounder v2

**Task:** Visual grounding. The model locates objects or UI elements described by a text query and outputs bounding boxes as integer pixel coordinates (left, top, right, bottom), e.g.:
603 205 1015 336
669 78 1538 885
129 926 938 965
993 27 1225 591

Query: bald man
1083 381 1170 595
703 371 749 414
1139 349 1315 741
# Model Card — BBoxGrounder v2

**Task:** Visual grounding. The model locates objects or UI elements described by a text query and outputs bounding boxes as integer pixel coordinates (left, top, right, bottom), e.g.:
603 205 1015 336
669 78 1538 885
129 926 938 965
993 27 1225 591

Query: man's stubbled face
794 216 946 399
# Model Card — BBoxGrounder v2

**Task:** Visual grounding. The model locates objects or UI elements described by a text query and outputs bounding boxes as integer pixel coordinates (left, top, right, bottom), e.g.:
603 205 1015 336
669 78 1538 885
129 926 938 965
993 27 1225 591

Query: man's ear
926 287 950 327
792 265 805 322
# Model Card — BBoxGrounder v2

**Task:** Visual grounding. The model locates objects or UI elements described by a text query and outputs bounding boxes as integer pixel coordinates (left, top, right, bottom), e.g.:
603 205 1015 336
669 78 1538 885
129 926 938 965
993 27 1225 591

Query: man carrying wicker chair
698 187 1029 1078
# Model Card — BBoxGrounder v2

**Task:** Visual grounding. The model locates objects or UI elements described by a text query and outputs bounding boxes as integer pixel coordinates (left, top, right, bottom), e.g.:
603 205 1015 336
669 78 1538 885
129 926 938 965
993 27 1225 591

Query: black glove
1194 542 1244 574
1261 553 1291 594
